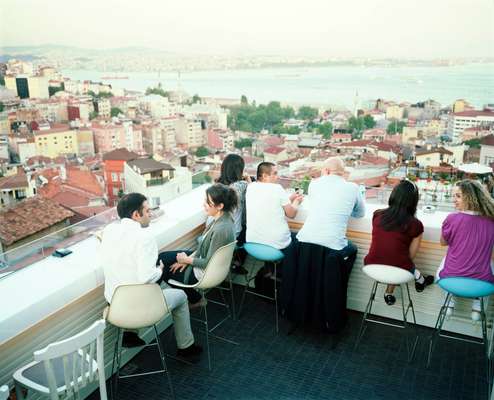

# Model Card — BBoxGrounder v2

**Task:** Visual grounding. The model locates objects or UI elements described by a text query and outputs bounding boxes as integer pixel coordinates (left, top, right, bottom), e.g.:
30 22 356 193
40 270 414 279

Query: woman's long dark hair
377 180 419 231
218 154 245 185
206 183 238 213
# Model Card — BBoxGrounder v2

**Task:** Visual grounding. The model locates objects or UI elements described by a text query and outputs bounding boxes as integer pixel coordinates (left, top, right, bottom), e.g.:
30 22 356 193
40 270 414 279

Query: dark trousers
158 250 202 303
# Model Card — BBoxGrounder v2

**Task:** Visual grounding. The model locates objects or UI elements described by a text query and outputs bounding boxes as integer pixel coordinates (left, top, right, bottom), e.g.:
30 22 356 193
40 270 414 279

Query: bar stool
237 242 284 333
427 277 494 396
104 284 175 400
355 264 419 361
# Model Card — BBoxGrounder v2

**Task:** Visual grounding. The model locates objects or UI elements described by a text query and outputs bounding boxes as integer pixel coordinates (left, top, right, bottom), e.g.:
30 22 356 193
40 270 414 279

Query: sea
63 63 494 110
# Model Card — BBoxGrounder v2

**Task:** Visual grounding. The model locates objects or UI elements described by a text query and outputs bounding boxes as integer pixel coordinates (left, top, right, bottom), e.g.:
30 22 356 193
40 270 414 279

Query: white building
480 135 494 167
451 110 494 143
140 95 176 118
175 116 204 149
124 158 192 208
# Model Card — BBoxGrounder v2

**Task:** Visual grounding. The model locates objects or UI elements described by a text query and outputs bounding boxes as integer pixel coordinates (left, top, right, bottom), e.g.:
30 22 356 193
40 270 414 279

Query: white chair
104 283 174 400
354 264 419 361
13 319 107 400
0 385 9 400
169 241 237 370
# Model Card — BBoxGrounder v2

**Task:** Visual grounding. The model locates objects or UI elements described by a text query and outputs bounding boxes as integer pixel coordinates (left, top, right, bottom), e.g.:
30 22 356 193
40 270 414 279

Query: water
63 63 494 109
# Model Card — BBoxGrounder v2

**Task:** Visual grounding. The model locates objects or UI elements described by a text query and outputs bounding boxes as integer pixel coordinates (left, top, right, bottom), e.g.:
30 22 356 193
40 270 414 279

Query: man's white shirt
100 218 162 303
246 182 291 250
297 175 365 250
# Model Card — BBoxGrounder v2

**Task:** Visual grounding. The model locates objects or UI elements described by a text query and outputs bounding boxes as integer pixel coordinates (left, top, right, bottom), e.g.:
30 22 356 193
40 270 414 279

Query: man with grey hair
297 156 365 257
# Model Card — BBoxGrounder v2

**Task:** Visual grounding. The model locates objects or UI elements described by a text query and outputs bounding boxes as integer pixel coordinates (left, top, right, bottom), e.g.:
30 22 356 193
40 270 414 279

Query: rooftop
127 158 175 174
102 148 139 161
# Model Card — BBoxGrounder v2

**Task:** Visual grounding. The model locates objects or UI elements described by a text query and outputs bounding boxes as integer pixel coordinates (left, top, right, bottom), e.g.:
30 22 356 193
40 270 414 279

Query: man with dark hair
100 193 202 358
246 162 302 250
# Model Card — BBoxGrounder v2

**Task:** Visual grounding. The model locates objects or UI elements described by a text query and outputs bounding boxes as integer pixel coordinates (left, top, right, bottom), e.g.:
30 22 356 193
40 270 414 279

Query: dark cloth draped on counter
281 241 357 333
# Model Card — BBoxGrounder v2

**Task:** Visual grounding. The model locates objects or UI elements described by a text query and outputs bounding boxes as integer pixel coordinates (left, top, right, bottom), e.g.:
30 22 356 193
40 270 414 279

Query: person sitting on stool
100 193 202 359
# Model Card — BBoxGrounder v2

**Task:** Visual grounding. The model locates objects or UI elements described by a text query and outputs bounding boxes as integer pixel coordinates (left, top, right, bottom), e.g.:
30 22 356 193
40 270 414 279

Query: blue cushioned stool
237 242 284 333
427 277 494 396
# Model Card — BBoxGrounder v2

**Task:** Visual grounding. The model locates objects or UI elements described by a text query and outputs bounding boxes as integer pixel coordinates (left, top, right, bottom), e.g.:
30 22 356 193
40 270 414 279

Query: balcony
146 176 169 187
0 184 490 399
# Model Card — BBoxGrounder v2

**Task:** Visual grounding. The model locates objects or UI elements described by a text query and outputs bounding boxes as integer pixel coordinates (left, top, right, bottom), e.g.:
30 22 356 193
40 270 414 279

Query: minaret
353 90 360 117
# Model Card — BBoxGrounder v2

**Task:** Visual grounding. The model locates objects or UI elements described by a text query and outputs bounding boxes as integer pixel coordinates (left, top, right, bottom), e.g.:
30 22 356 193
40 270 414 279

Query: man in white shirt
297 157 365 259
246 162 303 250
100 193 202 358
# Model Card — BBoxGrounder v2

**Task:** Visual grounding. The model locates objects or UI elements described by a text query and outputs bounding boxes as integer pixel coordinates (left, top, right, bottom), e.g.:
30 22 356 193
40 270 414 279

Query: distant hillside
0 54 39 62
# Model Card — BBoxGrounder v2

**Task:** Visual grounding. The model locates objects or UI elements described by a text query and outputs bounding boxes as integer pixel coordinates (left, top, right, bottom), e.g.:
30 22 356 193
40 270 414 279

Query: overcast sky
1 0 493 58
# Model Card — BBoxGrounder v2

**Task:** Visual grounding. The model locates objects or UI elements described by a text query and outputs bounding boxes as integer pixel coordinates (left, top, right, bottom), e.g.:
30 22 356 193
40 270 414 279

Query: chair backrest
438 277 494 298
106 283 169 329
362 264 415 285
33 319 107 400
0 385 9 400
195 241 236 290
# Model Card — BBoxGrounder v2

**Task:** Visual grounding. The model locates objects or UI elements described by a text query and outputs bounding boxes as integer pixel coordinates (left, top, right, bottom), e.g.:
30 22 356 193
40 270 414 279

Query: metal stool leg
109 327 120 400
237 266 255 318
401 284 418 362
274 261 279 333
113 328 123 400
153 325 175 399
427 293 452 367
203 292 212 371
229 271 236 320
480 298 491 398
355 280 378 349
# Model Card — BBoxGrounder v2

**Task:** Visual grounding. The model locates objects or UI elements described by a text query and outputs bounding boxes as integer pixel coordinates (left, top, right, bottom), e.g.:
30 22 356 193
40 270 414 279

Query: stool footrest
119 369 167 379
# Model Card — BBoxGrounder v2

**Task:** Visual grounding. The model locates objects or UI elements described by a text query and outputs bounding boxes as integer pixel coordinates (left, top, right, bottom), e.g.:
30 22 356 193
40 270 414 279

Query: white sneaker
471 299 481 322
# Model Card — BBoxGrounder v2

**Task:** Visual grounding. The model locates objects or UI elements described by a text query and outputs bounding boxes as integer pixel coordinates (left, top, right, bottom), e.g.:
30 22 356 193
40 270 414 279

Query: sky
0 0 493 58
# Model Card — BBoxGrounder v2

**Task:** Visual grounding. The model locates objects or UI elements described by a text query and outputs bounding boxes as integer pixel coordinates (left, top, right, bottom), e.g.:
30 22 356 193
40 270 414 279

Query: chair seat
362 264 415 285
14 353 96 394
438 277 494 298
244 243 284 262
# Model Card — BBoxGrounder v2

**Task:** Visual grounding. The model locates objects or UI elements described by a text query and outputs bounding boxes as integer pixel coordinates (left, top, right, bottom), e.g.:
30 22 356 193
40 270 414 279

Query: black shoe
415 275 434 292
122 331 146 348
384 294 396 305
176 343 203 358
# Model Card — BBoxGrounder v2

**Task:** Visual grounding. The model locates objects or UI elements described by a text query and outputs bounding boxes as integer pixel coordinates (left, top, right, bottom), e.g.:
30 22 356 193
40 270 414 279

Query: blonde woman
438 180 494 321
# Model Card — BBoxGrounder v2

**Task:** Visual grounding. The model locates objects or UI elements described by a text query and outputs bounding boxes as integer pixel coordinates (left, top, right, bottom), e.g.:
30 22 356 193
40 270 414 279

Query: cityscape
0 0 493 399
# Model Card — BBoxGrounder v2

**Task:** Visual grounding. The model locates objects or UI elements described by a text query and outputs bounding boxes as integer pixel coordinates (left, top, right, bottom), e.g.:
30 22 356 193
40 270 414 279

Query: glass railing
0 170 214 280
146 176 169 187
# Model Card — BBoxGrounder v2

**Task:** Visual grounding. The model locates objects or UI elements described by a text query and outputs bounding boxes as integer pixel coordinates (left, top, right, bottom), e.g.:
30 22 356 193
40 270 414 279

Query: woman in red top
364 180 434 305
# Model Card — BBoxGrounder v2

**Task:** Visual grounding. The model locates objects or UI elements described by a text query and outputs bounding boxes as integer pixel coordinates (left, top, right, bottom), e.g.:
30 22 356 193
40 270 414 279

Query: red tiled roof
373 142 400 152
363 128 386 137
338 139 373 147
102 148 139 161
264 136 284 146
264 146 285 155
416 147 453 156
0 172 28 190
454 110 494 118
0 197 74 245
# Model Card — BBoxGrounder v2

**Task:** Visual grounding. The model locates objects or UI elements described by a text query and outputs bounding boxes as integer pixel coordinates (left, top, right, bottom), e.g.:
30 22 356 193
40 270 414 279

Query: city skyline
1 0 493 58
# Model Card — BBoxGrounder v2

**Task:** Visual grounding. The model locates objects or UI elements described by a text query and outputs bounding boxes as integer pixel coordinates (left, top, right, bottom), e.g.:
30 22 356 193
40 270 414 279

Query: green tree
192 94 201 104
234 138 254 149
317 122 333 139
110 107 123 117
145 85 169 97
240 95 248 105
463 138 481 149
297 106 318 120
49 86 64 97
89 111 98 120
0 76 4 86
0 103 4 113
387 120 407 134
195 146 209 157
363 115 376 129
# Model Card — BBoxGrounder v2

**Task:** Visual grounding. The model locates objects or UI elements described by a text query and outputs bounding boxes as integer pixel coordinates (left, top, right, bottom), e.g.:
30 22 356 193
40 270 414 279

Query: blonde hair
456 179 494 219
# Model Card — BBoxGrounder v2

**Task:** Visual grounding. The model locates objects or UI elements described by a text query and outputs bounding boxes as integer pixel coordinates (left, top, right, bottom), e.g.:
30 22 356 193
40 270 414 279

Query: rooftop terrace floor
88 286 487 400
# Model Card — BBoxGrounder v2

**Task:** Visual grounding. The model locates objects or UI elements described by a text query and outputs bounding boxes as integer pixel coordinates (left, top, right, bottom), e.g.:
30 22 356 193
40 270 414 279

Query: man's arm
351 188 366 218
136 236 162 283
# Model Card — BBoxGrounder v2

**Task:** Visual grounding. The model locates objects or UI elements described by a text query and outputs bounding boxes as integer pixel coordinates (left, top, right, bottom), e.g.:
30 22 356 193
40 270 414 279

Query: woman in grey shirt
217 154 250 273
160 183 237 306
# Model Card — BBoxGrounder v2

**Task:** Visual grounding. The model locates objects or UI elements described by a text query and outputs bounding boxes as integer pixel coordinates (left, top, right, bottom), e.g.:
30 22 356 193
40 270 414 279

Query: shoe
189 297 207 310
122 331 146 348
471 310 481 322
384 293 396 305
176 343 203 358
415 275 434 292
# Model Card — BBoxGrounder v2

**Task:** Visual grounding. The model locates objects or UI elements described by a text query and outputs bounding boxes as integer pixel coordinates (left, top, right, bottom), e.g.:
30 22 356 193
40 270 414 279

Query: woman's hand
169 262 188 273
176 252 193 265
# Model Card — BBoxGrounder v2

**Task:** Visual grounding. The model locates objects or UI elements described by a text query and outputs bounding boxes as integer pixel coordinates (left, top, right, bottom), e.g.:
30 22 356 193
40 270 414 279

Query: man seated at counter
296 157 365 260
246 162 303 253
100 193 203 359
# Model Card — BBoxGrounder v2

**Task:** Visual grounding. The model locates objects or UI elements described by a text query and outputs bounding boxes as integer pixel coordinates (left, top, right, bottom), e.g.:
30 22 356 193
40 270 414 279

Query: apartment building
451 110 494 142
33 124 79 158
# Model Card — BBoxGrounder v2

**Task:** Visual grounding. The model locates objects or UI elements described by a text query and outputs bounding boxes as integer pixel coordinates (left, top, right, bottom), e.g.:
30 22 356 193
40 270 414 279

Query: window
112 187 120 196
111 172 119 182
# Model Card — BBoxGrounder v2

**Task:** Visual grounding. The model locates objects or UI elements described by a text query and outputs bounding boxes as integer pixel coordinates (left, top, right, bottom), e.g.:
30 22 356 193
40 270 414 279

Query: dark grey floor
90 286 489 400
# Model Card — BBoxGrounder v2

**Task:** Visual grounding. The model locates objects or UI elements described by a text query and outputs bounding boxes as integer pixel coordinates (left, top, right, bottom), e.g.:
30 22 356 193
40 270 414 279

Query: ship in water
100 76 129 80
